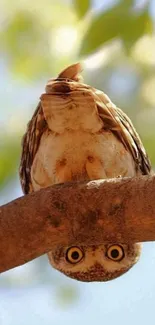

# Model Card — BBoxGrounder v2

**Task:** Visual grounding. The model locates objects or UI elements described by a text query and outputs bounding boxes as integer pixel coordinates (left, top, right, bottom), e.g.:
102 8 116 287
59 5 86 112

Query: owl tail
58 63 83 82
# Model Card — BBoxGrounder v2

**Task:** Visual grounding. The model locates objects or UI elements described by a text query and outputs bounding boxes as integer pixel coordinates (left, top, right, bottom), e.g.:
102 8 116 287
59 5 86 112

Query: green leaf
0 10 52 80
56 285 79 306
119 0 135 9
10 53 51 81
141 135 155 167
79 4 126 56
0 137 20 189
79 0 153 57
74 0 91 19
1 11 41 54
121 8 153 52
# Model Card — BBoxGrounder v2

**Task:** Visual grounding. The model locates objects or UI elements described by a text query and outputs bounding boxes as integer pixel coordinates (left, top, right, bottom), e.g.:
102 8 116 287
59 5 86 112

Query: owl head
48 243 142 282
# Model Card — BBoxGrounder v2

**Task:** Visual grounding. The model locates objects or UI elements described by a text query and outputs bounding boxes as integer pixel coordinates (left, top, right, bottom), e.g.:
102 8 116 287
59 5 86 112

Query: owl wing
94 89 151 175
19 102 47 194
19 63 83 194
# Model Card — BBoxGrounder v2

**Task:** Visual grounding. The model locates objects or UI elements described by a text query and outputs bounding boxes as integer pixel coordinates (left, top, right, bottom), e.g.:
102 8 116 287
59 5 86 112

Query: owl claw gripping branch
20 63 151 282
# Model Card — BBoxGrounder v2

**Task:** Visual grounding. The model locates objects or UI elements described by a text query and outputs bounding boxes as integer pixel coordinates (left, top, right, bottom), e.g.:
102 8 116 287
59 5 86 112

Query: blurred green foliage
80 0 153 55
74 0 91 18
0 136 20 189
0 0 153 80
56 285 80 306
1 10 51 79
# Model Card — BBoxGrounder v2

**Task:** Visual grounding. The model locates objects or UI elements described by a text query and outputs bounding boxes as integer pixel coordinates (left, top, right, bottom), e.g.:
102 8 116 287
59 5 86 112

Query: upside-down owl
19 63 151 282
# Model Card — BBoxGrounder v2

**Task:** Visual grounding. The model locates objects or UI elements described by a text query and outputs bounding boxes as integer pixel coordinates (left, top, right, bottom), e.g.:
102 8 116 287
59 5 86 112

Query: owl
19 63 151 282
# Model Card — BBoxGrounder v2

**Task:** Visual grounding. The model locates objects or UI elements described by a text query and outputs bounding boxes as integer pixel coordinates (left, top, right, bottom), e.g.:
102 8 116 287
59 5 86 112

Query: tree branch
0 175 155 273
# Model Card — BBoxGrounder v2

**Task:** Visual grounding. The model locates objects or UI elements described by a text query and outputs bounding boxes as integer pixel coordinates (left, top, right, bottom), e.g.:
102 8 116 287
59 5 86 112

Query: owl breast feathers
19 63 152 282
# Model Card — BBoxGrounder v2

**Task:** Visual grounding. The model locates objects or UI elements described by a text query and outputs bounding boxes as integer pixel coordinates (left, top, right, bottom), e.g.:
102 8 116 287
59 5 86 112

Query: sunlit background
0 0 155 324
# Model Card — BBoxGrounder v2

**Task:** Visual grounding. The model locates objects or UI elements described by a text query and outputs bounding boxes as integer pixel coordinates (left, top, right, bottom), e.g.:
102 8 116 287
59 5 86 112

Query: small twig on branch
0 175 155 273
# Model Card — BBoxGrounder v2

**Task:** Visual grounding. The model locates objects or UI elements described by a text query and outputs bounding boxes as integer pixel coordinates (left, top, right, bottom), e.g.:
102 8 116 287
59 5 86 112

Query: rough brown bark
0 175 155 273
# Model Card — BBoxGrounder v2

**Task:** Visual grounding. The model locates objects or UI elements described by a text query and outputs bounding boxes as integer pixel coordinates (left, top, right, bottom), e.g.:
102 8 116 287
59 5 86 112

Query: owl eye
106 245 124 261
66 247 84 264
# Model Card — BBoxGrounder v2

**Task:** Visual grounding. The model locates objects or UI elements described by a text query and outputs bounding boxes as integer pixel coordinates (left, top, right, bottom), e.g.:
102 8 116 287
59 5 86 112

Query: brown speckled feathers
19 63 151 194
